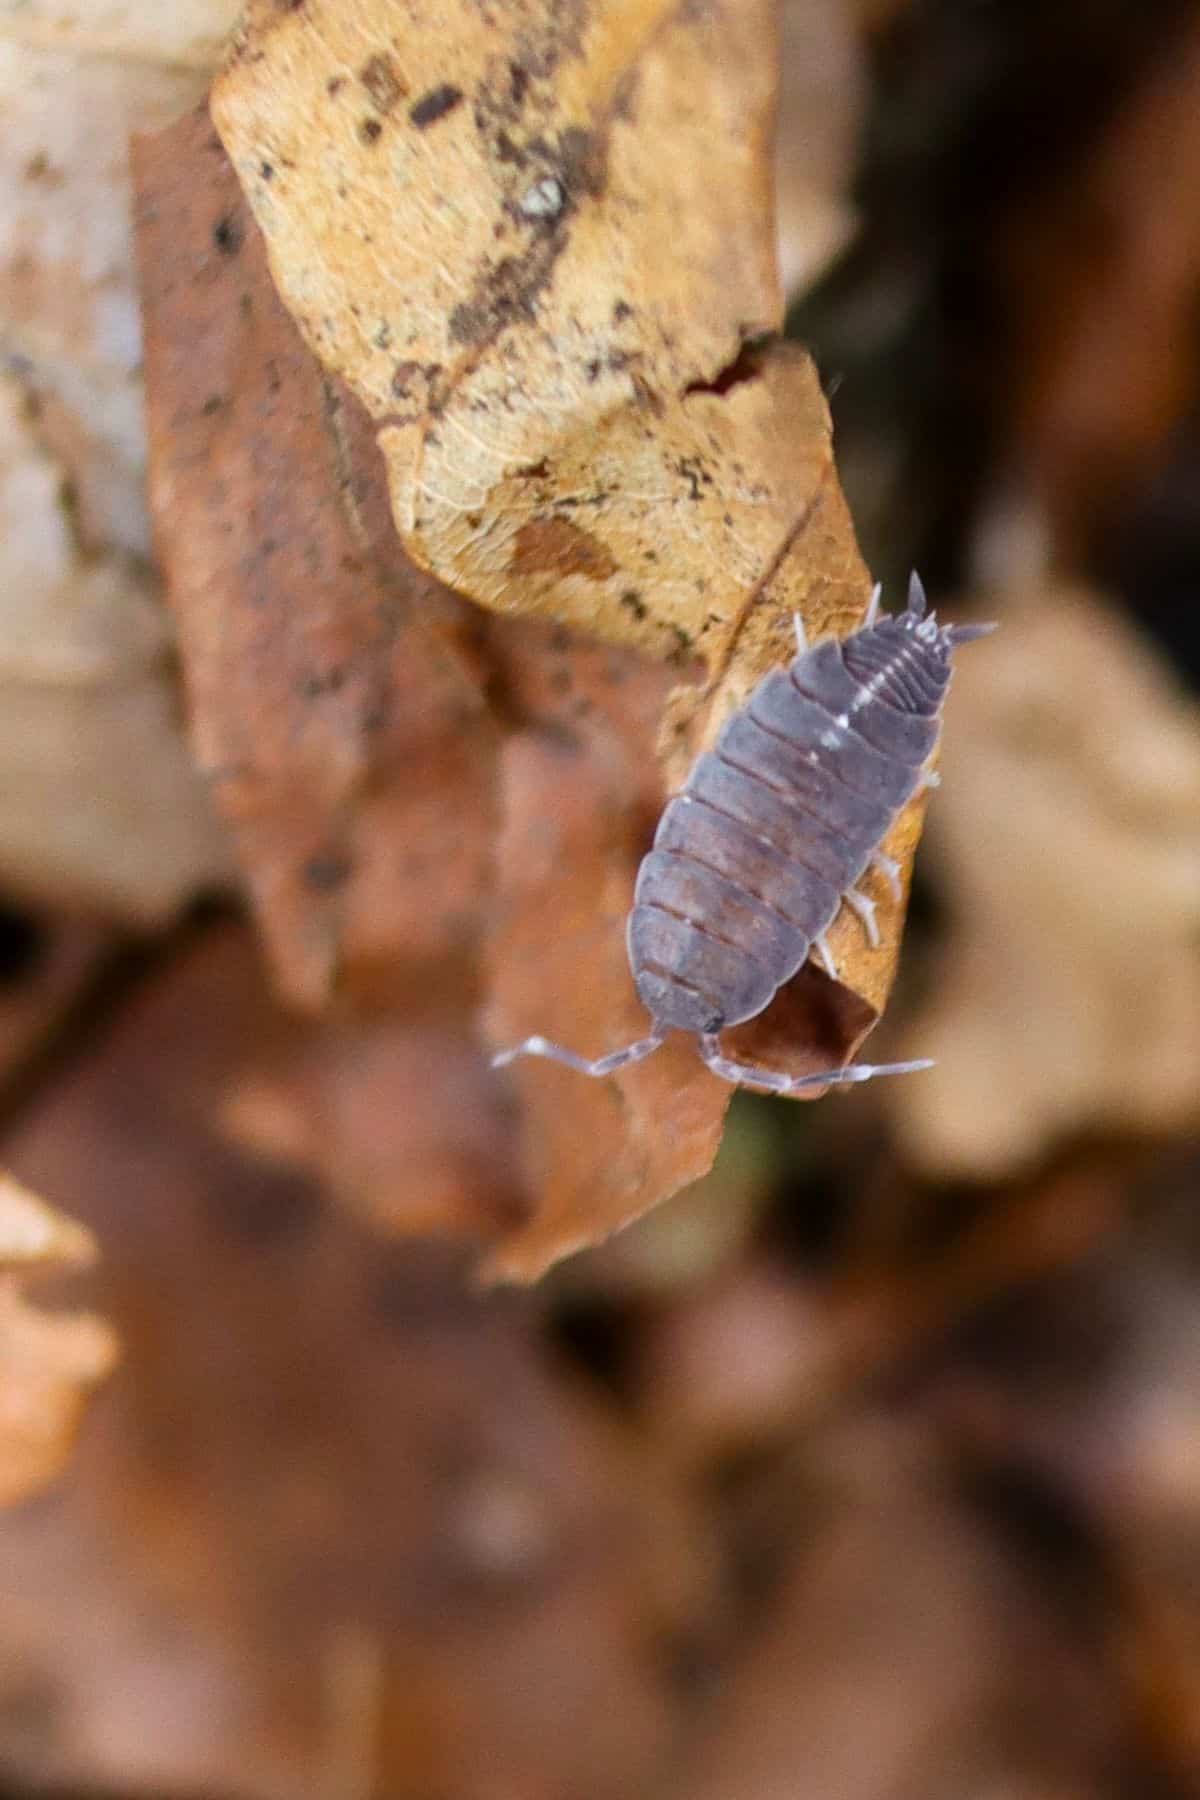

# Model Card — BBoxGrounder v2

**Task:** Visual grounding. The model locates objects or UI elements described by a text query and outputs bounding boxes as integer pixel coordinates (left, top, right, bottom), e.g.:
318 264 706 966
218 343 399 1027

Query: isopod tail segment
490 1030 934 1095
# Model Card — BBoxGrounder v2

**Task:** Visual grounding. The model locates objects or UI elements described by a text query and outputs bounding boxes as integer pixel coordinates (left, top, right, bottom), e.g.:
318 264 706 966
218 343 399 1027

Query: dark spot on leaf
301 667 347 699
620 589 647 622
612 299 633 324
326 75 345 96
359 52 406 114
510 517 618 582
357 117 384 146
410 83 464 130
259 161 274 181
212 212 243 256
304 851 353 892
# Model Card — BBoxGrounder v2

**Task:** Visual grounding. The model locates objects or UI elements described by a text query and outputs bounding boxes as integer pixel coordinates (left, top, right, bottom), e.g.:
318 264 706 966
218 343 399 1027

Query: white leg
873 851 902 902
843 886 880 948
793 611 808 655
813 932 838 979
907 571 928 618
864 580 883 628
492 1031 665 1077
700 1034 932 1095
920 768 941 792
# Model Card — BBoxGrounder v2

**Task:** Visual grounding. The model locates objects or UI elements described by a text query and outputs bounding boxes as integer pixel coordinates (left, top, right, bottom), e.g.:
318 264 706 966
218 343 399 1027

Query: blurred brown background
2 2 1200 1796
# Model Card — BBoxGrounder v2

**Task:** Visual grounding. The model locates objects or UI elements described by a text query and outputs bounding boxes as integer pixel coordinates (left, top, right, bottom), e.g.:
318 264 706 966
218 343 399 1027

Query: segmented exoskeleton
493 575 995 1096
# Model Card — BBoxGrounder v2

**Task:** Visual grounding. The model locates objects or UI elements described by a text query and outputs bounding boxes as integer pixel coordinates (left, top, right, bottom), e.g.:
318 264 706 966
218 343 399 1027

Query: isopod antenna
491 1029 933 1093
491 1031 667 1078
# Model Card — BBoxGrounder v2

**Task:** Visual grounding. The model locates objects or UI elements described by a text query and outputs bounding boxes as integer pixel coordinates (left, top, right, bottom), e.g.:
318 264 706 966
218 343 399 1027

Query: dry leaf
222 1013 525 1242
0 1170 97 1270
0 0 240 66
134 107 498 1008
0 39 210 558
0 927 718 1798
134 112 886 1275
893 588 1200 1179
0 369 228 921
207 0 931 1174
210 2 873 747
0 1171 115 1508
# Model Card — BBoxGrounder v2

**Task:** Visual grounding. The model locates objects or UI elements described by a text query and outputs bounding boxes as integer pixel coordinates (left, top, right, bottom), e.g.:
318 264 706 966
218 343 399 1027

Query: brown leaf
0 1172 116 1508
1000 17 1200 556
209 0 925 1080
0 916 113 1101
134 106 499 1009
673 1419 1115 1800
891 587 1200 1179
222 1013 526 1243
0 926 719 1798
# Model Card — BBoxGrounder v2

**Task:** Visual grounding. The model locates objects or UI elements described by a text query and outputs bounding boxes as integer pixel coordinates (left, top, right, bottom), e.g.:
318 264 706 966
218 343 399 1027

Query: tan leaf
0 39 210 558
0 1172 115 1509
0 0 240 66
0 368 229 921
0 1171 97 1271
0 1279 116 1509
892 588 1200 1179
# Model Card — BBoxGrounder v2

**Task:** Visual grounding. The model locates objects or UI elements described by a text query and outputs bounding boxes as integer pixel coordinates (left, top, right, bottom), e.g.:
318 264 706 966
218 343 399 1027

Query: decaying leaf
0 38 210 558
135 105 497 1008
130 116 768 1273
0 0 240 67
221 1012 526 1243
0 369 228 921
892 588 1200 1179
209 0 924 1039
0 928 718 1797
0 1171 116 1508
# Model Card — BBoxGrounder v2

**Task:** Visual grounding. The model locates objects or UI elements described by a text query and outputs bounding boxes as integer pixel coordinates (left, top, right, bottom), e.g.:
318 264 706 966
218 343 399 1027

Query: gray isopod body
493 576 995 1096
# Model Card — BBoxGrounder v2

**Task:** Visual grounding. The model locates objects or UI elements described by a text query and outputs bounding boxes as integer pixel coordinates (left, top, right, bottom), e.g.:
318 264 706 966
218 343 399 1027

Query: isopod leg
873 851 902 902
864 580 883 627
792 611 808 654
843 886 880 948
491 1031 666 1077
813 932 839 980
699 1035 933 1094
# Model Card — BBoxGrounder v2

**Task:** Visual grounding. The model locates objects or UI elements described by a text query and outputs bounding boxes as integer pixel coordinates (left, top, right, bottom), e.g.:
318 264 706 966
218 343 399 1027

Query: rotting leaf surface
135 107 499 1012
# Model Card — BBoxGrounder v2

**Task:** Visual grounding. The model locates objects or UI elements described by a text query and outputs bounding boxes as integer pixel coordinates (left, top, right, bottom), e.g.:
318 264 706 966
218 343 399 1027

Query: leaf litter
134 0 942 1270
0 1170 116 1509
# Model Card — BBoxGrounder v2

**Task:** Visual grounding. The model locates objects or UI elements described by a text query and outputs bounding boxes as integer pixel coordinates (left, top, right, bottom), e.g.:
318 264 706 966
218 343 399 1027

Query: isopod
493 575 996 1096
